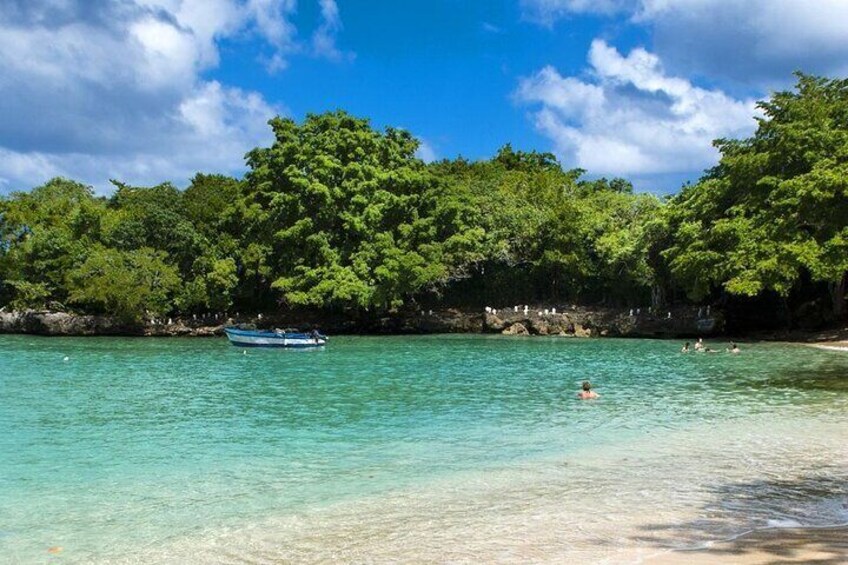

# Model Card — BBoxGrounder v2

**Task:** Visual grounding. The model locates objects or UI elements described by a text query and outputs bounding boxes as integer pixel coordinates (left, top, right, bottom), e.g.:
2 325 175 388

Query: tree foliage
67 246 180 321
665 73 848 316
1 74 846 323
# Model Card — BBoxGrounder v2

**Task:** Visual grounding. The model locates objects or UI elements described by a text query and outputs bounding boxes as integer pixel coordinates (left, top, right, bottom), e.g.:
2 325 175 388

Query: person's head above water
578 380 599 399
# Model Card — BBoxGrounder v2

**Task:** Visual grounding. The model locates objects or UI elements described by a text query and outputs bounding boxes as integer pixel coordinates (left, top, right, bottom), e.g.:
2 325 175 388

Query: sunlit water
1 335 846 563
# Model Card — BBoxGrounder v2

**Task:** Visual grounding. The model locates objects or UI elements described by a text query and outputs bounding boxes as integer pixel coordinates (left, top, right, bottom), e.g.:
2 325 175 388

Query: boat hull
224 328 327 348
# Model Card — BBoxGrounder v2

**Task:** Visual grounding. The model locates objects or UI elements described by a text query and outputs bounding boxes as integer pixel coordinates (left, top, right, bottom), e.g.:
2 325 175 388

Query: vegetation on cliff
0 74 846 326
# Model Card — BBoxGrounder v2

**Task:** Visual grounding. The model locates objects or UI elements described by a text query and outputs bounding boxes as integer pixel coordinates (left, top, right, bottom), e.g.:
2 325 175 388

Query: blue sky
1 0 848 194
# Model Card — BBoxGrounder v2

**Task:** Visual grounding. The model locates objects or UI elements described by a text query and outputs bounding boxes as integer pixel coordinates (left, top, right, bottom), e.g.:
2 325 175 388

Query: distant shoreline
3 308 847 343
1 306 723 339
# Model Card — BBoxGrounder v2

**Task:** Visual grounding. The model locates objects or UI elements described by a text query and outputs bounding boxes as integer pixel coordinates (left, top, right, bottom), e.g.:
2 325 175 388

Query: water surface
1 335 846 562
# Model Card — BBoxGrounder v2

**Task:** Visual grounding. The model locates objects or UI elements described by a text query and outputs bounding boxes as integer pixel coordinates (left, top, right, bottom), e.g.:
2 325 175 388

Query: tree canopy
1 74 846 326
664 73 848 317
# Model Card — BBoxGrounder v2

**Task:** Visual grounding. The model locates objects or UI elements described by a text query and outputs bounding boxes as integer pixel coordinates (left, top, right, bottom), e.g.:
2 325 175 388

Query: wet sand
647 526 848 564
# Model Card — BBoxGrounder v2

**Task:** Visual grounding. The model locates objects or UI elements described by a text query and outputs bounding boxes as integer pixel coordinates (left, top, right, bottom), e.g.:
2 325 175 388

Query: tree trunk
651 284 665 309
829 272 847 321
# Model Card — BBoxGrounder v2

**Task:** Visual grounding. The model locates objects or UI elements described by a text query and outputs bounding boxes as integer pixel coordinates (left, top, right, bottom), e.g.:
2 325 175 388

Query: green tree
105 181 204 274
665 73 848 318
242 111 467 311
0 178 105 308
67 246 180 321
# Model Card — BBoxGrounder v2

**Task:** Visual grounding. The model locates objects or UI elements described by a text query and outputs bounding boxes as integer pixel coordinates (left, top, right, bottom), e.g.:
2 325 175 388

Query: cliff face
0 305 723 338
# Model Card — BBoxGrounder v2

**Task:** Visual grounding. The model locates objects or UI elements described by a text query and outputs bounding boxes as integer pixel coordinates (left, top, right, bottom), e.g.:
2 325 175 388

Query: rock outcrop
483 305 723 338
501 322 529 336
0 311 226 337
0 304 724 338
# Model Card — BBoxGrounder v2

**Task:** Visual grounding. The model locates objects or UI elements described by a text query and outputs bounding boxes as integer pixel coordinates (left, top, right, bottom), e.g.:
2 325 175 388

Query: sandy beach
647 526 848 564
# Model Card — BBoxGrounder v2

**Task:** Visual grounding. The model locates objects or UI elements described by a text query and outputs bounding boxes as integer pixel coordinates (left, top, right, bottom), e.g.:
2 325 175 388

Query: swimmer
694 338 704 351
681 342 690 353
577 381 599 400
728 342 740 354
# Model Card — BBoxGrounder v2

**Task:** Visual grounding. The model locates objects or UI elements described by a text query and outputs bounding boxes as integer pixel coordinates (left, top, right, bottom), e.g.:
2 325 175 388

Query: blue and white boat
224 327 327 348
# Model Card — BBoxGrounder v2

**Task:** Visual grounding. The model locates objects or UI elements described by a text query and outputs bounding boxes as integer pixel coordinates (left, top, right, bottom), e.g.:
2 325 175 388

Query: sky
1 0 848 195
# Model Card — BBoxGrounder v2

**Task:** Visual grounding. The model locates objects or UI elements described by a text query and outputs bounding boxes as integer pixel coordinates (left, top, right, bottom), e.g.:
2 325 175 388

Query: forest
1 74 846 329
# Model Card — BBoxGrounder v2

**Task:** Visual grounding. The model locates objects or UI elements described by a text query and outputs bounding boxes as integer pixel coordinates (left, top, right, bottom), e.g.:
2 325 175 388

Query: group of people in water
577 338 741 400
681 338 740 354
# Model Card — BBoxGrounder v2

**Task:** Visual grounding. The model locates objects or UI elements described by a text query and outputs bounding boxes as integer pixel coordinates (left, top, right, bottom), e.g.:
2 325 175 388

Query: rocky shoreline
0 305 723 338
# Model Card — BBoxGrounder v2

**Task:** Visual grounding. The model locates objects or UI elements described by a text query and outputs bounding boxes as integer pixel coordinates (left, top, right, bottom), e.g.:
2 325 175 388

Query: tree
105 181 204 274
665 73 848 319
242 111 466 311
182 174 241 237
67 246 180 321
0 178 105 308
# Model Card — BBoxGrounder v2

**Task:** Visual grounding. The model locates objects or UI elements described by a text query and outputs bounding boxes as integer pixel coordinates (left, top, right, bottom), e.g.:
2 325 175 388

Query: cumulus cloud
0 0 348 193
522 0 848 86
515 40 756 179
639 0 848 86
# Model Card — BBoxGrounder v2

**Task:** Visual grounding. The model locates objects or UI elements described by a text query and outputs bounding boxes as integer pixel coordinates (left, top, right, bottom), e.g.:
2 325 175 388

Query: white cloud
516 40 757 177
0 0 349 193
639 0 848 86
415 139 438 163
521 0 634 23
245 0 299 71
0 80 280 192
312 0 349 61
522 0 848 86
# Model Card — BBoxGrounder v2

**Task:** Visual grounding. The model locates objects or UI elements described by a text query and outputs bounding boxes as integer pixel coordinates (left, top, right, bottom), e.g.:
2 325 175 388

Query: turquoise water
1 335 847 563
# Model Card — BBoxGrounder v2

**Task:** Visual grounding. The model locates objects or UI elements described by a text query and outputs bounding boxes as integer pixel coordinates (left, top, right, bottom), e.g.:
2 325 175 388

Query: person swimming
694 338 704 351
681 341 690 353
578 381 599 400
728 342 740 353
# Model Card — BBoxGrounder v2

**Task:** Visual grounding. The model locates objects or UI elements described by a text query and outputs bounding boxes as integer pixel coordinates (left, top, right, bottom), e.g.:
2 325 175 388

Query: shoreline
2 309 847 352
0 305 725 338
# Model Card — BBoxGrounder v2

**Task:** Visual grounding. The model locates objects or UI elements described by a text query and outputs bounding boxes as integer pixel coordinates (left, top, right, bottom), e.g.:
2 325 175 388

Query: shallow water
1 335 846 563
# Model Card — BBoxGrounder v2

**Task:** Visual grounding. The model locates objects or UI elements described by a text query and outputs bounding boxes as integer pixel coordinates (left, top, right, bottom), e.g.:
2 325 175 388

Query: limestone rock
502 323 529 336
484 313 508 332
573 323 592 338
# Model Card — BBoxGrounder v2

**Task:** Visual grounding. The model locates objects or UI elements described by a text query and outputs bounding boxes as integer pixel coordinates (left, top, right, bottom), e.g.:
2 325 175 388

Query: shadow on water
634 473 848 563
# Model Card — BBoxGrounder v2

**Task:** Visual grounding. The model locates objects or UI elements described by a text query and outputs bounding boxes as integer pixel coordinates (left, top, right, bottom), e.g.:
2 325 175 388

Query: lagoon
1 335 847 563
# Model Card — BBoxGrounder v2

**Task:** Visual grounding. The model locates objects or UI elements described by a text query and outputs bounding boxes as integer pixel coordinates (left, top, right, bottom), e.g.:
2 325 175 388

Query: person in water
694 338 704 351
728 342 740 354
681 341 690 353
578 381 599 400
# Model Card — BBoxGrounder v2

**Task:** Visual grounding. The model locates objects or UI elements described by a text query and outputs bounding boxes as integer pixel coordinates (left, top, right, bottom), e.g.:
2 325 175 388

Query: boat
224 327 327 348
